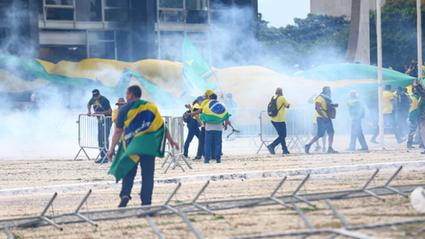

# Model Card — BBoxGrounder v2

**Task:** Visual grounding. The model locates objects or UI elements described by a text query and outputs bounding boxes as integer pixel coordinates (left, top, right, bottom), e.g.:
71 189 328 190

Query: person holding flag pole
107 85 179 208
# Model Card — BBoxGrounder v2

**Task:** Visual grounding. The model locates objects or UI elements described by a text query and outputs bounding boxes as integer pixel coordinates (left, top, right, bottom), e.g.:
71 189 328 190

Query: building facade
0 0 258 62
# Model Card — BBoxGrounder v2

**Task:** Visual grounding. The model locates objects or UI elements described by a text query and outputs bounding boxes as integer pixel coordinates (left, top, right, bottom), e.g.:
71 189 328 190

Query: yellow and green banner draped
182 36 216 95
109 100 166 182
200 100 231 124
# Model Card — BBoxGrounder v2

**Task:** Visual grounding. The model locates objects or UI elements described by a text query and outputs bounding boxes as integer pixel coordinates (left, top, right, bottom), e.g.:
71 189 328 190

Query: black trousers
269 121 288 152
119 155 155 205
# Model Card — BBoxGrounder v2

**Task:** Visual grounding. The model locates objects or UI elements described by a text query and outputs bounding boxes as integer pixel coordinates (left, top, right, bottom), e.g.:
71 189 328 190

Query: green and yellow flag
109 100 166 182
200 100 231 124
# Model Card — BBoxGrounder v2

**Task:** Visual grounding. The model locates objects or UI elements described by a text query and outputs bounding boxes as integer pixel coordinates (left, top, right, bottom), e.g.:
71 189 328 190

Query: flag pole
417 0 423 82
376 0 385 147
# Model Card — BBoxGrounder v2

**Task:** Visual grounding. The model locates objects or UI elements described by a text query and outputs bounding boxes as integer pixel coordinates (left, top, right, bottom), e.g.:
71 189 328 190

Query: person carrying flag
107 85 179 208
305 86 338 154
200 93 231 164
183 96 204 160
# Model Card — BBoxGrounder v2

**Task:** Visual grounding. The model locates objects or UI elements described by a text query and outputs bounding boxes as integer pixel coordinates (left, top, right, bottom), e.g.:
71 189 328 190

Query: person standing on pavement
87 89 112 163
347 91 368 151
267 88 290 155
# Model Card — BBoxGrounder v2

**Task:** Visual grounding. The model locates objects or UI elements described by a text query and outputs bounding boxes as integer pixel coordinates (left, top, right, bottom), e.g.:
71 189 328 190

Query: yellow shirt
112 108 119 123
315 95 328 118
382 90 394 114
271 95 289 122
409 95 419 113
200 99 210 112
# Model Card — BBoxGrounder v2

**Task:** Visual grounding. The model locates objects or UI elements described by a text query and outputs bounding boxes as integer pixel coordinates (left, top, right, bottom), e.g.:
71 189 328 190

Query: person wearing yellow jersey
305 86 338 154
112 97 126 126
372 85 403 143
407 88 421 148
192 89 215 159
267 88 290 155
183 96 204 160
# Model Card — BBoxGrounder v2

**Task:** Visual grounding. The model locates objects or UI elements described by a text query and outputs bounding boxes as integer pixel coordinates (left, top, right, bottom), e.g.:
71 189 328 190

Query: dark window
210 0 232 9
89 42 115 59
104 9 128 22
76 0 101 21
46 8 74 20
105 0 128 8
46 0 74 5
159 0 183 8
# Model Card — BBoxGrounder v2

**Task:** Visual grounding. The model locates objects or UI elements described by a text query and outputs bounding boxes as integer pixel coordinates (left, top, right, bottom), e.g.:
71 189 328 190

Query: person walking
305 86 338 154
407 88 420 149
200 93 231 164
87 89 112 163
183 96 203 160
267 88 290 155
347 91 368 151
108 85 179 207
395 87 411 137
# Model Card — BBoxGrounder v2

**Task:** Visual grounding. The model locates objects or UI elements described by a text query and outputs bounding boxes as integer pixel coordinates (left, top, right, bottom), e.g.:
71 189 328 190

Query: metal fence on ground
161 116 192 173
1 166 424 239
256 110 312 154
73 114 112 162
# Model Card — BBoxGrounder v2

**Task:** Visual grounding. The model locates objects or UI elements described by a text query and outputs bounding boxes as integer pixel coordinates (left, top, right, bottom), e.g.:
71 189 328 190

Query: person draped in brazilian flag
200 93 231 164
107 85 179 207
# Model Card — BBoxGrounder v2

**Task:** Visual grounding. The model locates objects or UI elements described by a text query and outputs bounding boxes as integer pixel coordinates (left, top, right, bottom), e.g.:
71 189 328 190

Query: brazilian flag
109 100 166 182
200 100 231 124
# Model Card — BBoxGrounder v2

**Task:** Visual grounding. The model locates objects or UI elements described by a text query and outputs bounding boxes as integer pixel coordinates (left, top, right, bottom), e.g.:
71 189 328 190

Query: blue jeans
349 120 368 150
269 121 288 152
119 155 155 205
183 119 202 158
204 130 222 163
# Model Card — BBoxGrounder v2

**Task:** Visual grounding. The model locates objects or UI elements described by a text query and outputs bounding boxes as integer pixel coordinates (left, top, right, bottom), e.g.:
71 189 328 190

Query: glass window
46 8 74 20
105 0 128 8
159 10 184 23
104 9 128 22
186 0 208 10
76 0 101 21
210 0 232 9
159 0 183 9
46 0 74 5
89 42 115 59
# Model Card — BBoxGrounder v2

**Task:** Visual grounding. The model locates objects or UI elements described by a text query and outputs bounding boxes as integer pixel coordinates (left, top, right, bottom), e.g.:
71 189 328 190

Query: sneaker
194 156 202 160
267 145 276 155
118 196 131 208
358 148 369 152
282 150 290 155
327 147 338 154
304 144 311 154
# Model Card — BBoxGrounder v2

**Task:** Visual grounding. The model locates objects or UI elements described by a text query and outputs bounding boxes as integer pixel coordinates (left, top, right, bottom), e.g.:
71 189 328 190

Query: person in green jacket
347 91 368 151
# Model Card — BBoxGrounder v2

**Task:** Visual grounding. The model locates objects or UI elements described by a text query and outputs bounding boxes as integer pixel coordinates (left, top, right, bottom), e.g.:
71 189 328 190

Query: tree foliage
370 0 425 72
257 14 350 69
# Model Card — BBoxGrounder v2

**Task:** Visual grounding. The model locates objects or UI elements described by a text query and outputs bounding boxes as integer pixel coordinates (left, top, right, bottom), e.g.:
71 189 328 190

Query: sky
258 0 310 28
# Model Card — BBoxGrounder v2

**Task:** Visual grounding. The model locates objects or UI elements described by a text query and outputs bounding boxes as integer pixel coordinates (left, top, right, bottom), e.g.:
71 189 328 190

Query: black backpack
182 110 191 123
267 96 283 117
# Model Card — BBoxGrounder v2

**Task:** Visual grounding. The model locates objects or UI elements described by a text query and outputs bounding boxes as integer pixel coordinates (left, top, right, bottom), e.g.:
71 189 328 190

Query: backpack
267 96 283 117
182 110 191 123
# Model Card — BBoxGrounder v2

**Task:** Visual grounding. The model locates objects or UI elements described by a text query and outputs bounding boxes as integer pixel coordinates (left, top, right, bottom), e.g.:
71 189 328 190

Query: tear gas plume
0 4 383 160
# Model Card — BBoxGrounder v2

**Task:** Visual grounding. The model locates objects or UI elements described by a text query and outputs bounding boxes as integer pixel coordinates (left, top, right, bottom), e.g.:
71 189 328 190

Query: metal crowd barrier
257 110 312 154
74 114 112 162
161 116 192 173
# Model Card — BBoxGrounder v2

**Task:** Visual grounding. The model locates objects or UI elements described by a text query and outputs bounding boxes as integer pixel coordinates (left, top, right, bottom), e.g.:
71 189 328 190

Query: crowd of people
85 81 425 207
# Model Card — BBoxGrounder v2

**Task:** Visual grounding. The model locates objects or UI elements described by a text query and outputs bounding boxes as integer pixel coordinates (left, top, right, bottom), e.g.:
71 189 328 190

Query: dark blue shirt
88 95 111 115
